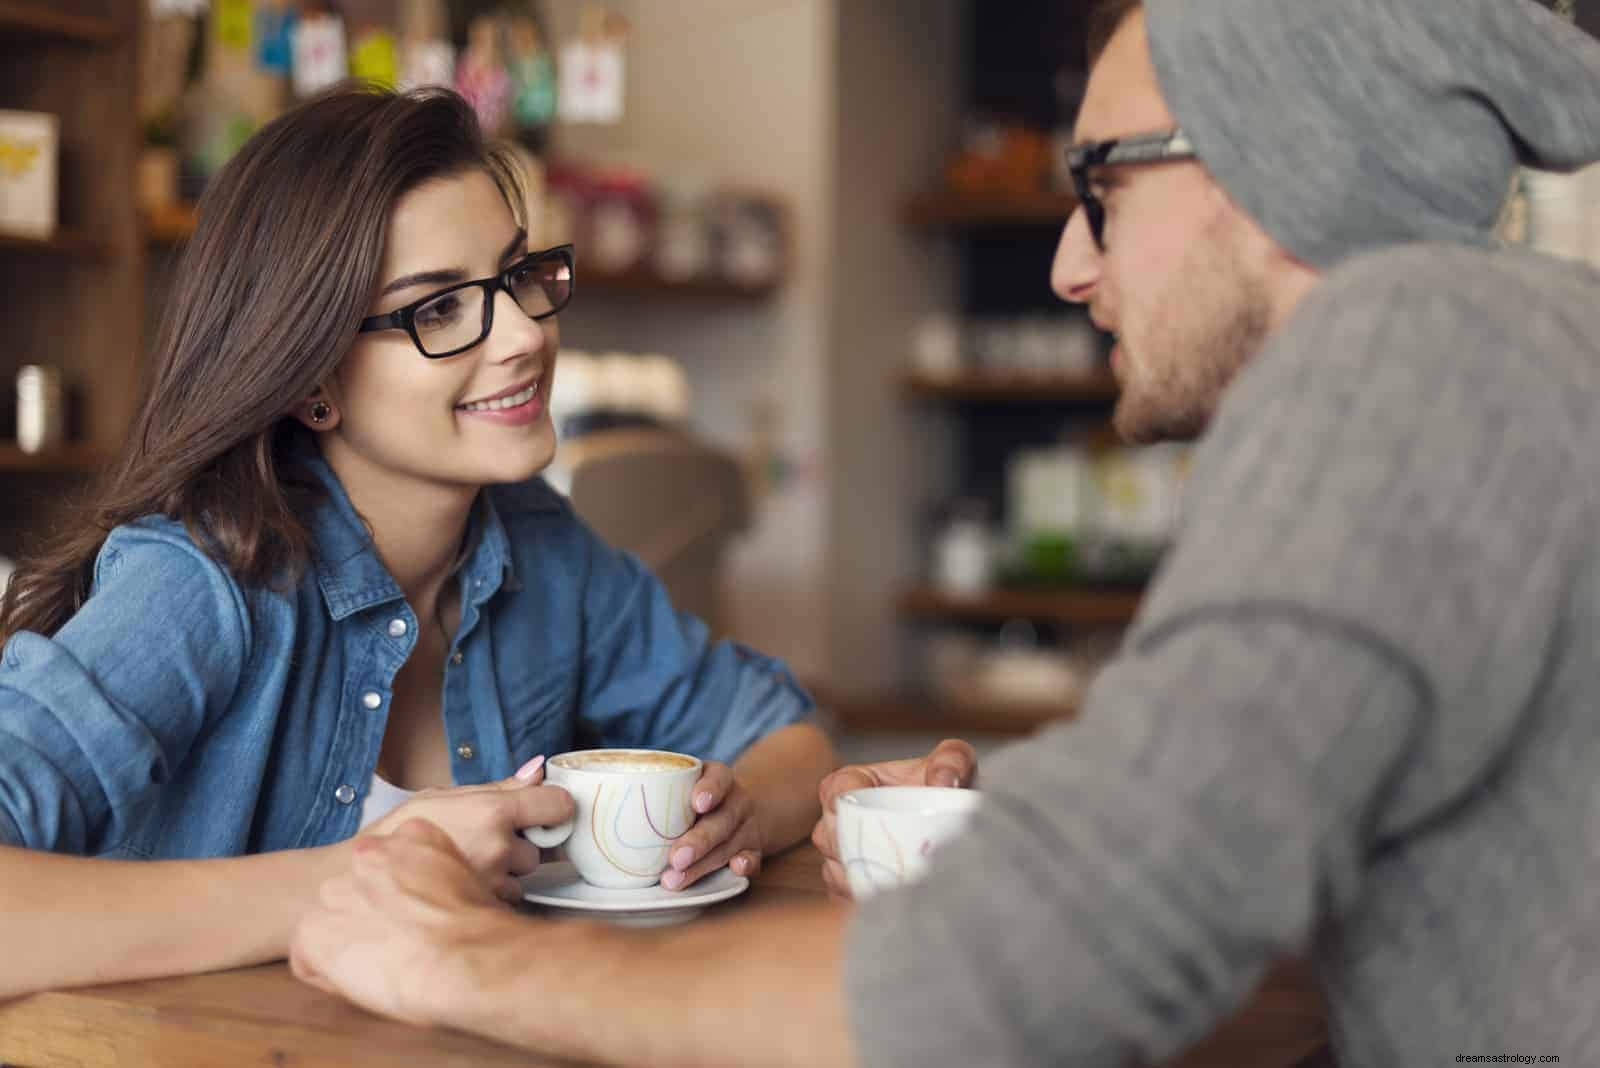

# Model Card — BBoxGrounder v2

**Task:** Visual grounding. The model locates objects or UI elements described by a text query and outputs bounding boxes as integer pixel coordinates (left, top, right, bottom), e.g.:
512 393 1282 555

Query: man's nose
1051 207 1099 305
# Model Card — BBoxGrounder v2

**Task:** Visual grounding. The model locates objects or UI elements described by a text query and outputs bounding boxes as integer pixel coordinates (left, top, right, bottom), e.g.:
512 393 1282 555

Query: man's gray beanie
1143 0 1600 269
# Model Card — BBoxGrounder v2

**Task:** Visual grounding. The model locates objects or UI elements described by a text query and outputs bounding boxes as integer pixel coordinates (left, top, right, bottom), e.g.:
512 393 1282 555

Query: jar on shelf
931 499 996 596
16 365 65 454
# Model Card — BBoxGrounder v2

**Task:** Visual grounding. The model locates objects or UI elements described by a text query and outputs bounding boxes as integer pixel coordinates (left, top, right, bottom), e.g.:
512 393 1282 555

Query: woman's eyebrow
379 266 464 297
378 229 529 297
498 228 528 264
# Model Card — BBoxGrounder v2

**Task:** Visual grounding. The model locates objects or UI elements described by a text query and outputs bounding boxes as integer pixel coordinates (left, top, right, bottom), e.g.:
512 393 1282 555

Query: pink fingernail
661 870 684 890
515 755 546 782
672 846 694 869
695 791 713 811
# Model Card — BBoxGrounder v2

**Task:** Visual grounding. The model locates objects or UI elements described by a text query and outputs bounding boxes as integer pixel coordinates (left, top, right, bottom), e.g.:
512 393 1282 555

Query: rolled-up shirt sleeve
0 523 250 855
574 531 814 766
844 251 1588 1066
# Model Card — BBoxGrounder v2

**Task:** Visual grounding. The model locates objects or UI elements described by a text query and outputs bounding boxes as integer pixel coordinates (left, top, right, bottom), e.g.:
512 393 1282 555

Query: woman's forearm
0 840 354 1000
732 721 837 854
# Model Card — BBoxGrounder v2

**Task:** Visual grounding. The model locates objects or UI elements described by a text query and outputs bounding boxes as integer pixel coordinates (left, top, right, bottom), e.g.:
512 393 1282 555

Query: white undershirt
358 773 417 830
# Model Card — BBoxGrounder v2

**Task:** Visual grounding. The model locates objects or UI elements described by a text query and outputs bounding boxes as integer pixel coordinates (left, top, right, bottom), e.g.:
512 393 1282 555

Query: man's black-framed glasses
358 244 576 358
1066 129 1195 251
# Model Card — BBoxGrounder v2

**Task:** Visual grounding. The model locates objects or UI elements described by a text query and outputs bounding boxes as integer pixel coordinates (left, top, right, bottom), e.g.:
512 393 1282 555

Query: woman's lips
456 379 546 426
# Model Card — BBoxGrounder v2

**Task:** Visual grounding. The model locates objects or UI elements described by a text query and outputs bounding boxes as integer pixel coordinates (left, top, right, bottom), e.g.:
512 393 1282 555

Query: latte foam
553 749 698 773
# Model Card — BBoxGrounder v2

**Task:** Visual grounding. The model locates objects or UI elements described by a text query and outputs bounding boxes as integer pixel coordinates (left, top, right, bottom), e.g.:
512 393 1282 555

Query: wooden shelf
579 266 780 300
146 202 779 297
143 202 197 245
0 227 108 259
898 584 1142 627
0 3 122 42
0 442 109 472
903 367 1118 403
904 189 1078 229
825 688 1077 737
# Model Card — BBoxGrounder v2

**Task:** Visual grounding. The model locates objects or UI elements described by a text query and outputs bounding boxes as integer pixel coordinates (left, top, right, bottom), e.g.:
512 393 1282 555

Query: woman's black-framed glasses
358 244 576 358
1066 129 1195 251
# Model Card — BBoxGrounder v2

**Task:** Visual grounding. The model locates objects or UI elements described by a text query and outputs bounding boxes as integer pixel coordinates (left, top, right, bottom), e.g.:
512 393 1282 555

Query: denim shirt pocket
501 650 580 759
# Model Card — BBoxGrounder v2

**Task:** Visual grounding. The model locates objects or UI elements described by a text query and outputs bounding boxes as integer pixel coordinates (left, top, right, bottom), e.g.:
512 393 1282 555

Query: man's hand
365 757 574 903
810 739 978 899
663 760 763 890
290 819 522 1029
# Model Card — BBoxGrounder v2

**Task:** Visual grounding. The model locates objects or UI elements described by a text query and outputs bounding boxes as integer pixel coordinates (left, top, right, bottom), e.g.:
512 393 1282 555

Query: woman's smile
455 373 547 425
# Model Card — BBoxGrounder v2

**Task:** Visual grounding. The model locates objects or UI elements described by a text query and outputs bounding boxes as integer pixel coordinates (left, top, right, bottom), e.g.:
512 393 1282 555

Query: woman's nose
484 288 546 363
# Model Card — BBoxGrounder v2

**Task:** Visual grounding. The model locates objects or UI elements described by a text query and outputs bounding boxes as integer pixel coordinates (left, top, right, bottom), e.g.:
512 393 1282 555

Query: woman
0 85 834 999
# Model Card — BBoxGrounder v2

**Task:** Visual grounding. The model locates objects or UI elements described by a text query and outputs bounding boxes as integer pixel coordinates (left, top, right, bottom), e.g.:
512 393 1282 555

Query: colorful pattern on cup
836 786 980 900
839 815 938 893
589 780 693 879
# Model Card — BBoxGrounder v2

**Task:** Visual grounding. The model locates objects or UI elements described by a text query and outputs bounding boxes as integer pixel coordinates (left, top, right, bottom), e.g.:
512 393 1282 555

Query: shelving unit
826 688 1077 738
0 228 109 259
0 4 143 540
147 202 781 299
0 2 121 43
903 367 1118 403
903 189 1078 229
823 0 1147 735
897 584 1142 627
0 442 110 472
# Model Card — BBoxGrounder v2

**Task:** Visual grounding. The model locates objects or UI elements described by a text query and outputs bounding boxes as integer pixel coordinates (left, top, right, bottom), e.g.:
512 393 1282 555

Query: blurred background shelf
903 190 1078 229
823 688 1077 738
145 202 779 298
0 442 109 472
142 203 197 245
0 3 122 42
903 367 1118 403
568 266 779 300
897 584 1142 627
0 228 108 258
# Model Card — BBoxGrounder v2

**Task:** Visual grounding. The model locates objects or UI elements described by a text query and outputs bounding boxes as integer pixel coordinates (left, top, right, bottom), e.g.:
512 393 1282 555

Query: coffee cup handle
522 814 575 849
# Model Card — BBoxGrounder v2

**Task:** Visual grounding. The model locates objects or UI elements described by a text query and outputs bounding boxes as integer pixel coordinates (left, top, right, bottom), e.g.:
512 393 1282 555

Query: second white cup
836 785 981 900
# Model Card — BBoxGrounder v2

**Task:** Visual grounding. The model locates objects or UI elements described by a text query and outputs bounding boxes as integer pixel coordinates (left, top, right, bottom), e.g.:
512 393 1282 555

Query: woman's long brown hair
0 85 524 643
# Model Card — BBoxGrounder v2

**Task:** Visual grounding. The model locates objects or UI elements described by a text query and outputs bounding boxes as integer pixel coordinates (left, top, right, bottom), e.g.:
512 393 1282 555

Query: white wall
826 0 965 694
543 0 837 679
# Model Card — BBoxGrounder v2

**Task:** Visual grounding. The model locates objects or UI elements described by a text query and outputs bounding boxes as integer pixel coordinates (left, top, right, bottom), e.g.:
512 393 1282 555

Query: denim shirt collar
300 449 519 621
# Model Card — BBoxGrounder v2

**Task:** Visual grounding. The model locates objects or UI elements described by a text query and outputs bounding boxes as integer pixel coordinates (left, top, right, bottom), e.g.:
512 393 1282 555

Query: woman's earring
310 401 332 424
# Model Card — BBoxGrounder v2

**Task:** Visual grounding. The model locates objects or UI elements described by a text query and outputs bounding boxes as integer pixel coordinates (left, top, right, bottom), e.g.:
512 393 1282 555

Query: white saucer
519 862 751 927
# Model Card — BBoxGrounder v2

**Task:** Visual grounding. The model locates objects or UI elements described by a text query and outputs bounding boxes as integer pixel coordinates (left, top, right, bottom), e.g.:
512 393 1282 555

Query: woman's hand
364 757 574 903
660 760 763 890
292 818 518 1029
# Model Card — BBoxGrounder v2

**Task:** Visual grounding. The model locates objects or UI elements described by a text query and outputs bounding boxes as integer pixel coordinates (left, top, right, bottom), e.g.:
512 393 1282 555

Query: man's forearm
456 901 857 1068
733 722 837 853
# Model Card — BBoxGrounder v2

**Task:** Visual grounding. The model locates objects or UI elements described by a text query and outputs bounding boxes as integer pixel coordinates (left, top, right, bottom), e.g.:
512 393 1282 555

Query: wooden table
0 845 1326 1067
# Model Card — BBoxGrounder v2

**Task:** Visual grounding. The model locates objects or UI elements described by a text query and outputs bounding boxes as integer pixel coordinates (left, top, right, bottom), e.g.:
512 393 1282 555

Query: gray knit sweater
846 243 1600 1065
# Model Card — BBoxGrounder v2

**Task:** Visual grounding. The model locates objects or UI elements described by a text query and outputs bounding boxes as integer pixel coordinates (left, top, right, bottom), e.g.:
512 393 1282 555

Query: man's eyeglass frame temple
1066 128 1195 250
357 243 577 359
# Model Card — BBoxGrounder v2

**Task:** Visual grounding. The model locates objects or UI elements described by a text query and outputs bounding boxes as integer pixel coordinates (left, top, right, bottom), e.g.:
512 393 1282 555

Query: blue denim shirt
0 455 812 859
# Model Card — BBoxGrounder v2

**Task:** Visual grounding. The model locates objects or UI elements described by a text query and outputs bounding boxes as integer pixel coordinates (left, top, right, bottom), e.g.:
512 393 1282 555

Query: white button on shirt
361 691 382 710
387 618 408 638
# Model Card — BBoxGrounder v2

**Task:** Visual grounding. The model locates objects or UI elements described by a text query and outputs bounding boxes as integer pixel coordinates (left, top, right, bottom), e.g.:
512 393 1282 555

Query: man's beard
1112 222 1271 445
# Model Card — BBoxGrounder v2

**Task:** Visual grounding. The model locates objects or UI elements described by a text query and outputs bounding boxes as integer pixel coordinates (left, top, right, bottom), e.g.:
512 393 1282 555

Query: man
289 1 1600 1063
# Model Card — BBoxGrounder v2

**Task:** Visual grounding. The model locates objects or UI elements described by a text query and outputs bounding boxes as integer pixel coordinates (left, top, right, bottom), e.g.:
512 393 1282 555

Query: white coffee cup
523 748 703 889
836 786 981 900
